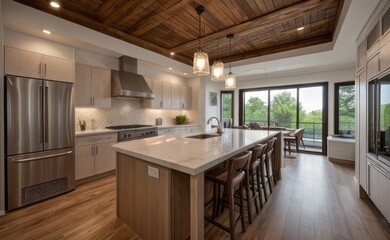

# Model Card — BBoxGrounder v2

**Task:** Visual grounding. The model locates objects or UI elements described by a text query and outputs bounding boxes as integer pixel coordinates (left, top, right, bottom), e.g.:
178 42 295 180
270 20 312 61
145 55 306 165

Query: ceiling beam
169 0 338 53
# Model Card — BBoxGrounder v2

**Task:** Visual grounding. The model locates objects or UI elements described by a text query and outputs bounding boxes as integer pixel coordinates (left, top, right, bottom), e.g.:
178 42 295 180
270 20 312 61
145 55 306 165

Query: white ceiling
2 0 380 79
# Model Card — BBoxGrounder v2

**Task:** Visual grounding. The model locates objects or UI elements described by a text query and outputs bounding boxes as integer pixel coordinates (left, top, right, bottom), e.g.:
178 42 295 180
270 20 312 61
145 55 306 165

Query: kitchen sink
186 134 220 139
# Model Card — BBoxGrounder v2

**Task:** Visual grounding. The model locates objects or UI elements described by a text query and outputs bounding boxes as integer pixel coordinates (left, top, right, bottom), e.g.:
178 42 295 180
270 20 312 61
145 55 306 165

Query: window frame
220 90 234 125
334 81 355 134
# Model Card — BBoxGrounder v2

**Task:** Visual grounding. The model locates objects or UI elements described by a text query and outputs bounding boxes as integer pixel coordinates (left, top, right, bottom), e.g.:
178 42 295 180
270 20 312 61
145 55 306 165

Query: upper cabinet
180 86 192 109
75 63 111 108
142 78 192 110
5 46 74 83
357 39 366 71
367 22 381 59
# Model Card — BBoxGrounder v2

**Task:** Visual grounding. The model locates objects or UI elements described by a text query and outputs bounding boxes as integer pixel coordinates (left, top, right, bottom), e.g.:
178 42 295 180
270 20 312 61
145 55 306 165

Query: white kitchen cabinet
368 163 381 207
5 46 74 83
180 86 192 109
368 162 390 222
172 84 181 109
358 70 367 191
143 78 172 109
75 63 111 108
357 39 366 72
162 81 172 109
75 133 117 180
75 145 96 180
142 78 192 110
380 39 390 73
366 53 380 80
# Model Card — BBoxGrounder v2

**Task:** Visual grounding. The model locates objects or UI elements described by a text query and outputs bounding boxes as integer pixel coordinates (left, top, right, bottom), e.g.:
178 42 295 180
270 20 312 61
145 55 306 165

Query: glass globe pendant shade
225 72 236 89
211 60 225 82
193 50 210 76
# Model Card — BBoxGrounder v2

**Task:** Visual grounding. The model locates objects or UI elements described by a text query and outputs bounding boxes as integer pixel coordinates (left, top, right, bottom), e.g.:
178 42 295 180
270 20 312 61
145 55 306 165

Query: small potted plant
175 114 187 125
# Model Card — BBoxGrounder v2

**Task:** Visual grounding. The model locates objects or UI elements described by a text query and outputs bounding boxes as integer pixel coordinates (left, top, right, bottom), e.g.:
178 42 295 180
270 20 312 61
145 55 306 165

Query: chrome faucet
207 116 223 135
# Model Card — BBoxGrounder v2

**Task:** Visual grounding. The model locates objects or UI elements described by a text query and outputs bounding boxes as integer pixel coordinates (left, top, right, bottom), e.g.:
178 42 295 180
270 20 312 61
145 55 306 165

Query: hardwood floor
0 154 389 240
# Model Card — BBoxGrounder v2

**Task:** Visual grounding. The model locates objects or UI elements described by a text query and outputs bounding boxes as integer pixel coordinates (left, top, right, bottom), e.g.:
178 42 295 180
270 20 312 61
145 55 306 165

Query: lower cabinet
75 133 117 180
368 161 390 222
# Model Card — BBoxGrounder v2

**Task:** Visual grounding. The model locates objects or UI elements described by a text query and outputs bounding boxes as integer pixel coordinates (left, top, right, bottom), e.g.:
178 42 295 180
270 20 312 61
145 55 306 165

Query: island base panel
116 153 191 240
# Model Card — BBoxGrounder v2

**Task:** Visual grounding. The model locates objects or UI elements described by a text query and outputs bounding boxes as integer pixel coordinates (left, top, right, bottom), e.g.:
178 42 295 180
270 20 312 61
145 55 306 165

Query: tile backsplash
75 98 199 130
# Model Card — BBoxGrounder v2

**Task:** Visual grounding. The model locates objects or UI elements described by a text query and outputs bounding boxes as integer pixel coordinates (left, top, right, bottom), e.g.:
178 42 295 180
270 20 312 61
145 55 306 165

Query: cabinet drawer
76 133 117 146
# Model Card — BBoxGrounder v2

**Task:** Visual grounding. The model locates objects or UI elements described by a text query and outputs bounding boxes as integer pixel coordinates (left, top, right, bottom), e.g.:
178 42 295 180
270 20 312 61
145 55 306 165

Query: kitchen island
112 129 282 240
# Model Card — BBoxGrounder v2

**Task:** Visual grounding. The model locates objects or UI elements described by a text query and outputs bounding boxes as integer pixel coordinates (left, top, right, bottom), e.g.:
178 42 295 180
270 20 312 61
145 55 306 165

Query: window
221 91 234 127
239 82 328 154
334 81 355 134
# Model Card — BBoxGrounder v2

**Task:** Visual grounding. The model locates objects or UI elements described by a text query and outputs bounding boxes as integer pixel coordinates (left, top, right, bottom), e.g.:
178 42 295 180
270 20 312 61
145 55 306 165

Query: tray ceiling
14 0 345 66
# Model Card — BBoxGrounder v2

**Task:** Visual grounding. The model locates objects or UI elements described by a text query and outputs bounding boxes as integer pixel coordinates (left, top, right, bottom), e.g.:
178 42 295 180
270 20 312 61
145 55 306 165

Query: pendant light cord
199 10 201 51
229 37 232 72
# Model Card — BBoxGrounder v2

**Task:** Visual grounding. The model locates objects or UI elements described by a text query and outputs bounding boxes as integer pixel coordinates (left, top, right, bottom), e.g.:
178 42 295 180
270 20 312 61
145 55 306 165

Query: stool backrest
250 144 266 167
266 138 276 153
227 151 252 186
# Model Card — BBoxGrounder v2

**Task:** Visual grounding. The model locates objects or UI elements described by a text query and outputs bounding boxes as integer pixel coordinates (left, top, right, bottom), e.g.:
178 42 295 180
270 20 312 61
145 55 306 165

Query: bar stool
244 144 267 224
258 143 270 202
205 151 252 240
264 138 276 194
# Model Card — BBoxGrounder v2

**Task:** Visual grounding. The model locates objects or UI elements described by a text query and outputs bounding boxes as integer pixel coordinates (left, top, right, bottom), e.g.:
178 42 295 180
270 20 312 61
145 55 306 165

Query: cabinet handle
91 97 93 106
160 101 163 108
39 63 42 74
91 146 95 155
96 146 99 155
44 63 47 76
182 103 184 108
89 138 103 141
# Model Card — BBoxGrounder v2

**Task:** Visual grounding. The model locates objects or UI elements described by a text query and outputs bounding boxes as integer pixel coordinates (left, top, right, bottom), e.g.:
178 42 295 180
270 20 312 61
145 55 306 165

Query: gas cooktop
105 124 153 130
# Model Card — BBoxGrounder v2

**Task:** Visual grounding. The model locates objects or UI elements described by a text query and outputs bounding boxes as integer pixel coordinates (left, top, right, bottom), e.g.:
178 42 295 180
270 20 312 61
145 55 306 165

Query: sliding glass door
239 83 328 154
298 86 324 152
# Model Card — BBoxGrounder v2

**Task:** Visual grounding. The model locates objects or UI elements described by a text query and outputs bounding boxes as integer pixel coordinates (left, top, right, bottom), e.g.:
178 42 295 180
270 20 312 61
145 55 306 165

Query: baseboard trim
328 157 355 165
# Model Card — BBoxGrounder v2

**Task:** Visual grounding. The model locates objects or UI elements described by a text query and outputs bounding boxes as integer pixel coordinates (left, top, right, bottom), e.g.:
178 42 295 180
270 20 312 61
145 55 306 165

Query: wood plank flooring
0 154 390 240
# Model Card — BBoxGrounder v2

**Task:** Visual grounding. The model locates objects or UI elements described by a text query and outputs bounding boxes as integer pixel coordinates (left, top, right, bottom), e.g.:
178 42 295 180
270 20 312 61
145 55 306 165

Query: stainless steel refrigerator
5 75 75 210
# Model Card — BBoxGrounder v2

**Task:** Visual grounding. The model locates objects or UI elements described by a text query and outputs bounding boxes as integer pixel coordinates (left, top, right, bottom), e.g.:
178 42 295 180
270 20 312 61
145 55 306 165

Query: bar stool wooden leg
260 160 268 202
239 182 246 234
252 170 260 212
228 187 236 240
255 166 263 209
245 173 253 224
265 154 273 193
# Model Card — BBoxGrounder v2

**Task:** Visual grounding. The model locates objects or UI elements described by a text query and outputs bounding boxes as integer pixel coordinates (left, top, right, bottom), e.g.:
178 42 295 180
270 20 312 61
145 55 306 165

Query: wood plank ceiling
14 0 345 66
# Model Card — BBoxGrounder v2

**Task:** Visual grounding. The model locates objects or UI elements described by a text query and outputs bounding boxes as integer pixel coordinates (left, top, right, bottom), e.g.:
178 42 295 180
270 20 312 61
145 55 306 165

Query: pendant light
211 38 224 81
193 5 210 76
225 34 236 89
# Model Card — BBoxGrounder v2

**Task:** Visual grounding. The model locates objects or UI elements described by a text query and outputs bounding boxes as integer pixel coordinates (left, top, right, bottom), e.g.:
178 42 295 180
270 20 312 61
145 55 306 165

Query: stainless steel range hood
111 56 155 99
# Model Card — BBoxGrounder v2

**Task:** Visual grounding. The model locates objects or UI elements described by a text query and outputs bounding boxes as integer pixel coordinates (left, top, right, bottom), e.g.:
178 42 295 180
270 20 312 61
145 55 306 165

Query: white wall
202 67 355 134
0 0 5 216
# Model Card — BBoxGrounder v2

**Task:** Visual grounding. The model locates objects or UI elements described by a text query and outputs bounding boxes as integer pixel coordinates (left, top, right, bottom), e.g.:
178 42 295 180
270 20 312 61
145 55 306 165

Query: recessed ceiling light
50 1 60 8
168 67 172 70
184 73 188 75
170 52 175 56
297 27 305 31
43 29 51 34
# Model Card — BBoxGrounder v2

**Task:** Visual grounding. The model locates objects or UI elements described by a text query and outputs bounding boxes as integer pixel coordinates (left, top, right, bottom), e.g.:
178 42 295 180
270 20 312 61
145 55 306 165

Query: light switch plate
148 166 159 179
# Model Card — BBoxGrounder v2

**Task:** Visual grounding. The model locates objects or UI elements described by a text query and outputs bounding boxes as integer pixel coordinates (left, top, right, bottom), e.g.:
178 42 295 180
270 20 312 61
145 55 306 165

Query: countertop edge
112 130 280 175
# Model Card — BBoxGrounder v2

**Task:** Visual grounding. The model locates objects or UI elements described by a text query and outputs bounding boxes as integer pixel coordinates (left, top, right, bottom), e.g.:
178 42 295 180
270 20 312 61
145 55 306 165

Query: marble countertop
111 129 280 175
75 124 203 137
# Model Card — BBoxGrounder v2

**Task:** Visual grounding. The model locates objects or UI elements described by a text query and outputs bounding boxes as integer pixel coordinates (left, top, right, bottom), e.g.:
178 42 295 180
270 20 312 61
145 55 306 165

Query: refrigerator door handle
11 151 73 163
39 85 43 144
44 86 49 144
